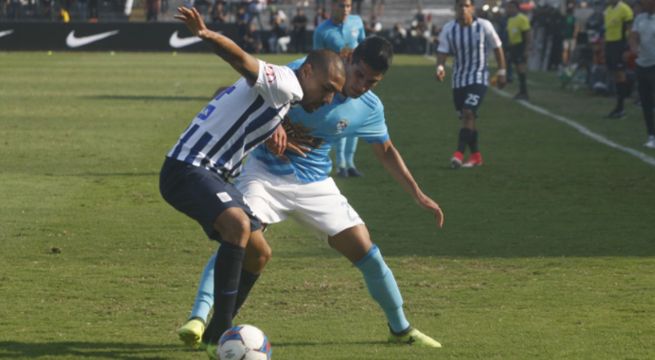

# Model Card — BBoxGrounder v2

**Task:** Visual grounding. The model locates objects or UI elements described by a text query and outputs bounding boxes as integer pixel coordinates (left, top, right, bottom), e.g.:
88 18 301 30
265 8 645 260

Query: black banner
0 22 239 51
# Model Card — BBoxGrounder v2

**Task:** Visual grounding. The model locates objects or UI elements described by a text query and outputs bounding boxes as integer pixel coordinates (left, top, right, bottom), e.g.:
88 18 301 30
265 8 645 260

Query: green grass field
1 51 654 359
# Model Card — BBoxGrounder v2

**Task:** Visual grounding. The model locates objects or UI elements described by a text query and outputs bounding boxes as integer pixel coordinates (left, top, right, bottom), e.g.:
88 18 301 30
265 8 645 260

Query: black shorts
605 41 627 71
508 44 526 65
453 84 487 116
159 157 261 242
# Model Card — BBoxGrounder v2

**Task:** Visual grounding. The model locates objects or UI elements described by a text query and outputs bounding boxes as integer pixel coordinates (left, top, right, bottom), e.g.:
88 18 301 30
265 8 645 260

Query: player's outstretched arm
175 7 259 84
372 140 444 228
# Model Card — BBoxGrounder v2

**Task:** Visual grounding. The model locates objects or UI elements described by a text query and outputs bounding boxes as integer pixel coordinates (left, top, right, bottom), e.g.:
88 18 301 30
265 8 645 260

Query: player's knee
215 209 251 246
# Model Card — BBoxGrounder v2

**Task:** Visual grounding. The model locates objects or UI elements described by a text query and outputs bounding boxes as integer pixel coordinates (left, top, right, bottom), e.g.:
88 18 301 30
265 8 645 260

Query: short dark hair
508 0 519 8
352 36 394 73
455 0 475 5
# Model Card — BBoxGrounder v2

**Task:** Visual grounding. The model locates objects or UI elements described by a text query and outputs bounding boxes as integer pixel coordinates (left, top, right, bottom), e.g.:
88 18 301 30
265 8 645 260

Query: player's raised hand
174 7 208 38
435 64 446 82
416 192 444 228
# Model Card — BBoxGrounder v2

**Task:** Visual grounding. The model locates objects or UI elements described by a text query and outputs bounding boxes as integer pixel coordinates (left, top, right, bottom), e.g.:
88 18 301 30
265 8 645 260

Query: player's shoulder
315 18 334 32
442 19 457 30
356 91 384 112
347 14 364 25
478 17 499 32
477 17 495 28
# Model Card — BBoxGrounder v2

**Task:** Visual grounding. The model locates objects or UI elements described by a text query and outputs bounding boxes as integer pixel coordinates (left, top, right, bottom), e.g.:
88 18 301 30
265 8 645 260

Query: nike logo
66 30 119 48
169 31 202 48
0 29 14 39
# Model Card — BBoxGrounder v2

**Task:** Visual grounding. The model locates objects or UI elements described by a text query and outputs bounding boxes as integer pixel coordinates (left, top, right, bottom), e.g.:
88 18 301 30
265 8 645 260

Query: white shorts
236 158 364 237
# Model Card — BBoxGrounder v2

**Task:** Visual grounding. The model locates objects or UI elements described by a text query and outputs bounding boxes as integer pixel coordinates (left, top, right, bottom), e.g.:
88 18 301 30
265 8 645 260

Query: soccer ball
217 324 272 360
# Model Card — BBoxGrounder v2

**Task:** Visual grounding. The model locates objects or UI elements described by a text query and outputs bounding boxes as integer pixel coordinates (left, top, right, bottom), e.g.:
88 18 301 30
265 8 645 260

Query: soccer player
436 0 506 169
603 0 634 119
629 0 655 148
505 0 531 100
314 0 366 177
160 7 345 356
178 36 445 350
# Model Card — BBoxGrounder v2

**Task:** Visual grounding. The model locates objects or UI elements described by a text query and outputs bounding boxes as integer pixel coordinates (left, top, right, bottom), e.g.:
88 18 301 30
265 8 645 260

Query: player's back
167 61 302 178
250 91 388 183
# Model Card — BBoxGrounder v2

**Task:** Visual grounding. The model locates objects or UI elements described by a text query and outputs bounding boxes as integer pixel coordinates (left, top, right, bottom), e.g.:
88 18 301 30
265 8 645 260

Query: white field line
489 87 655 167
423 54 655 167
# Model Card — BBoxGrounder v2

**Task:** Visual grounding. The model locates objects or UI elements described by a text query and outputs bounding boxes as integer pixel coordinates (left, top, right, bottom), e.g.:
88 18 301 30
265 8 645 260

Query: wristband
497 69 506 77
437 64 445 72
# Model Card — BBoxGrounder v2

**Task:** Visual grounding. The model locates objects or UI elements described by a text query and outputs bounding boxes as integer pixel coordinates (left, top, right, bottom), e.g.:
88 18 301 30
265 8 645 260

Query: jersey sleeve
253 60 303 108
437 23 451 54
352 97 389 144
623 3 634 22
482 20 503 49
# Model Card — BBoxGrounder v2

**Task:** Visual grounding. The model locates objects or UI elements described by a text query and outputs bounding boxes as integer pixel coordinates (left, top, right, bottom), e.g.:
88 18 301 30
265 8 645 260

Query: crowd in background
1 0 650 93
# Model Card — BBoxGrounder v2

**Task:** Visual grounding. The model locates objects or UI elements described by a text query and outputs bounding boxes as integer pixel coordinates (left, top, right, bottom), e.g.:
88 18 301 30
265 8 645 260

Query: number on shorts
465 93 480 106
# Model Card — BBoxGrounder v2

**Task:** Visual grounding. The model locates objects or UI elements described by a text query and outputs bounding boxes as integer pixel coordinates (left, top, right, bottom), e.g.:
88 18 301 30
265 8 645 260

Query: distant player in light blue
178 37 445 350
314 0 366 178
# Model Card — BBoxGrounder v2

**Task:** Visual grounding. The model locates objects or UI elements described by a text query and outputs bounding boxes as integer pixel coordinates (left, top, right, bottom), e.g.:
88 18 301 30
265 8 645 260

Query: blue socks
355 245 410 333
336 136 359 168
190 251 260 322
190 253 216 323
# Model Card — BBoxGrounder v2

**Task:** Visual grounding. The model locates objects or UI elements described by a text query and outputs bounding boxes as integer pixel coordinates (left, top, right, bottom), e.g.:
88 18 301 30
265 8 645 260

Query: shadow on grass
0 341 190 359
273 340 388 348
84 95 209 102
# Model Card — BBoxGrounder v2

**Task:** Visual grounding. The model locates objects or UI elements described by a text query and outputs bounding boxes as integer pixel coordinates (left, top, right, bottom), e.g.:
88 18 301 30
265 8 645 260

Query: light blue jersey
249 59 389 183
313 15 366 52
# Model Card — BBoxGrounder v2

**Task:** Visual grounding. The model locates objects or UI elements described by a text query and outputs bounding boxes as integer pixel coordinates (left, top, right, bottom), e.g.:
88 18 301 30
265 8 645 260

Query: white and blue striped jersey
313 15 366 52
167 60 303 179
247 59 389 184
437 18 502 89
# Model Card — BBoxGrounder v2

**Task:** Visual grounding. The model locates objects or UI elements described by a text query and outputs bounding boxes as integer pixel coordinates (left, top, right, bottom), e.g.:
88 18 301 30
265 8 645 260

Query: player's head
506 0 519 15
331 0 352 24
342 36 393 98
298 49 346 112
455 0 475 24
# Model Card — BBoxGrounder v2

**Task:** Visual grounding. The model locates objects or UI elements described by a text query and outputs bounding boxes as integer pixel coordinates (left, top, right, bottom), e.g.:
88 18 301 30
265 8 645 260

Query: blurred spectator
77 0 88 21
352 0 361 14
146 0 160 21
243 22 263 53
506 0 531 100
372 0 383 17
562 3 578 66
629 0 655 147
365 15 382 35
211 0 227 23
247 0 266 30
389 22 407 53
7 0 20 19
603 0 634 118
88 0 98 21
314 5 328 27
291 7 308 53
268 12 290 53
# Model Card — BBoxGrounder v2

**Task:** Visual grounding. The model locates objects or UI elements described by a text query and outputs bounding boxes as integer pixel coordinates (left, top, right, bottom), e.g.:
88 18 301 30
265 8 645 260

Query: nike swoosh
66 30 119 48
0 29 14 39
169 31 202 48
